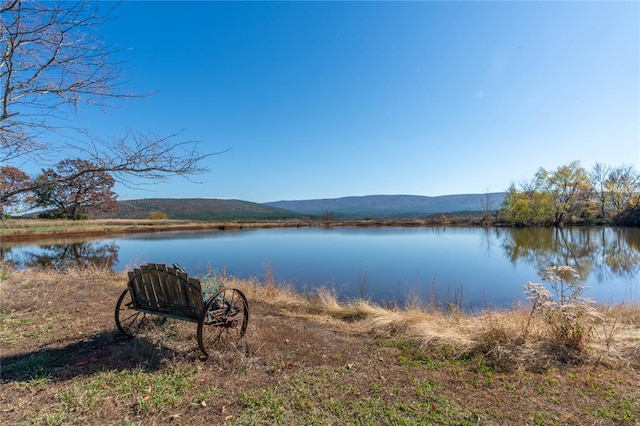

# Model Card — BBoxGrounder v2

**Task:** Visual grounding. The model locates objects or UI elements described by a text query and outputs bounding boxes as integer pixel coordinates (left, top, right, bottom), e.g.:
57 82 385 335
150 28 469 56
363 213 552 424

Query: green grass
55 367 195 420
234 367 480 425
2 351 61 382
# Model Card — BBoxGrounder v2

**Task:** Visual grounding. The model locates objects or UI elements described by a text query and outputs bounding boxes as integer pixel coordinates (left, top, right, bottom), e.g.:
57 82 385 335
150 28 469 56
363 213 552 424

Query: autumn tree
33 159 117 219
501 161 640 226
0 165 32 215
500 179 555 226
542 161 593 225
501 162 594 226
0 0 216 210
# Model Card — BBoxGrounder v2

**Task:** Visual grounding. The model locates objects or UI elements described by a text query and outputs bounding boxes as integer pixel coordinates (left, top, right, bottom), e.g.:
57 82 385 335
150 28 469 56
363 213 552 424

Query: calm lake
3 226 639 309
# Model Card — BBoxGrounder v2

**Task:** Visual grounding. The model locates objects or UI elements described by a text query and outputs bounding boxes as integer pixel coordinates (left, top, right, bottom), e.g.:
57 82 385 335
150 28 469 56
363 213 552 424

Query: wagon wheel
115 288 152 336
197 288 249 357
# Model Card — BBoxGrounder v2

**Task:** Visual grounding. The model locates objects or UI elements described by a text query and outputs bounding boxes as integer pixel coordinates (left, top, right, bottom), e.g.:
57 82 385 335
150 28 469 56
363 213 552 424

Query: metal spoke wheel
197 288 249 357
115 288 153 336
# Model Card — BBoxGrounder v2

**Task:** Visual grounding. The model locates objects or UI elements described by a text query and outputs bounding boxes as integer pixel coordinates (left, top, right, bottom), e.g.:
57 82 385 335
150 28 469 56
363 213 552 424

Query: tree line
499 161 640 227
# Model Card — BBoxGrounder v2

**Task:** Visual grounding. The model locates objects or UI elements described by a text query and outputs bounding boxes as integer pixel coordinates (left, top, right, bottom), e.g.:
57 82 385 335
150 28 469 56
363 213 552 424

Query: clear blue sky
83 1 639 203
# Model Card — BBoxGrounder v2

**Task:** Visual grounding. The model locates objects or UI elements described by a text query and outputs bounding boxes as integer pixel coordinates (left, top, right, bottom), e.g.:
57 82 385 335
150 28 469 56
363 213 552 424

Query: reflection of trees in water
0 246 20 269
2 241 119 270
500 227 640 283
500 228 559 277
600 228 640 278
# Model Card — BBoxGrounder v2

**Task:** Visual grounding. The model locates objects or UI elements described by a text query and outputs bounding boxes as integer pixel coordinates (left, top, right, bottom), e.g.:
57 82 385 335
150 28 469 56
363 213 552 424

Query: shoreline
0 219 303 242
0 217 492 242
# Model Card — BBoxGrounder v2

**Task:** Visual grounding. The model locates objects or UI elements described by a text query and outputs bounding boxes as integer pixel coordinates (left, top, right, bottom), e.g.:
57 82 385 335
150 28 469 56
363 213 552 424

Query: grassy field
1 266 639 425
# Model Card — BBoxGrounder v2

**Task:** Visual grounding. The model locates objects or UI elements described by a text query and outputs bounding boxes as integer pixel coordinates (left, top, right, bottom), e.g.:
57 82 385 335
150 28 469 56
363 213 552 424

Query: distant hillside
111 193 506 221
264 193 506 218
114 198 303 221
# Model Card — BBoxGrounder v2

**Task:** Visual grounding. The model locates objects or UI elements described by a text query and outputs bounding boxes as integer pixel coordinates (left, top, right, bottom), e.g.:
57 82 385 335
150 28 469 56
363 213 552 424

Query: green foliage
544 161 593 224
500 185 555 226
501 161 640 226
1 350 60 381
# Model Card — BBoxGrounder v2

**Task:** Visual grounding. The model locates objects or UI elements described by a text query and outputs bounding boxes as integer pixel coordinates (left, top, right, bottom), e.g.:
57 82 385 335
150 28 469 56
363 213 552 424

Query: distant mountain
264 193 506 218
115 198 303 221
112 193 506 221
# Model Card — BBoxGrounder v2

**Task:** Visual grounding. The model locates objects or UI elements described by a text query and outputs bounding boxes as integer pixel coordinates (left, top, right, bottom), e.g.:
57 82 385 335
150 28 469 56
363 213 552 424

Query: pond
3 226 639 310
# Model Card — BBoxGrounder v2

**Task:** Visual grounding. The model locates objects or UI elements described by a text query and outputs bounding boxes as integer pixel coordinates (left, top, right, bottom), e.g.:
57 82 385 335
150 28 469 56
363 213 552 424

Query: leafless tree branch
0 1 221 208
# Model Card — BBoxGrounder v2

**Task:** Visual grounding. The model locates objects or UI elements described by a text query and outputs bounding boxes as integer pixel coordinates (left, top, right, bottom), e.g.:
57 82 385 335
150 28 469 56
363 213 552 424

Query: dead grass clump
463 310 526 371
251 283 475 353
342 301 475 354
466 303 640 372
222 275 307 316
524 266 603 352
600 303 640 326
309 287 379 321
588 304 640 369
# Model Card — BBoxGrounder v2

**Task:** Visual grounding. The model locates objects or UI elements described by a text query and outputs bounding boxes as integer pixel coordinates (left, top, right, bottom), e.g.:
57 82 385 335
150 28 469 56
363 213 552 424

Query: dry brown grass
294 285 639 371
1 266 639 425
0 218 299 242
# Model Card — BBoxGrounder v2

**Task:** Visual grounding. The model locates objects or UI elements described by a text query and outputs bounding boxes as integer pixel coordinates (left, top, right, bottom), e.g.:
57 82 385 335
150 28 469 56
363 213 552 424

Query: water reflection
1 240 119 270
499 227 640 285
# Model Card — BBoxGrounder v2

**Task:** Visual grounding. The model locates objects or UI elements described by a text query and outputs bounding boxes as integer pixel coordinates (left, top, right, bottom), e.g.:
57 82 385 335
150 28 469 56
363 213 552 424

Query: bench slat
129 268 146 308
152 266 166 307
126 263 204 321
141 265 160 308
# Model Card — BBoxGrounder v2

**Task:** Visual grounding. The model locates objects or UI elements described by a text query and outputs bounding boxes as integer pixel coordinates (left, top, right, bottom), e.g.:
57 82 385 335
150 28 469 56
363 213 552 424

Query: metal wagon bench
114 263 249 357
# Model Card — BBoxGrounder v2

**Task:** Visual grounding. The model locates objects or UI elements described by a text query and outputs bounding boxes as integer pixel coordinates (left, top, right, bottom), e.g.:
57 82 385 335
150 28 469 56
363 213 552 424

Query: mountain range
114 193 506 220
264 193 505 217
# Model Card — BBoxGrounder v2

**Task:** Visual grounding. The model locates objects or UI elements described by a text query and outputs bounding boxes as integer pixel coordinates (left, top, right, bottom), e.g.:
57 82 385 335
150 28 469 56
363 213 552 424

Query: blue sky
81 1 639 203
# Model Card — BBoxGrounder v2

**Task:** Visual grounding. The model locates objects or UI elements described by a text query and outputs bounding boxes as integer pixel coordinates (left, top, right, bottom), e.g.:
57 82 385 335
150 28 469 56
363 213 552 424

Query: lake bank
0 218 302 242
1 267 638 424
0 216 492 242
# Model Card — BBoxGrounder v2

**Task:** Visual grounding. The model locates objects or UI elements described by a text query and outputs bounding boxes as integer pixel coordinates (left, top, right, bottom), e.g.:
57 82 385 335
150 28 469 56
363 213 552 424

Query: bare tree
0 0 216 208
1 0 124 160
589 162 611 219
607 165 640 213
